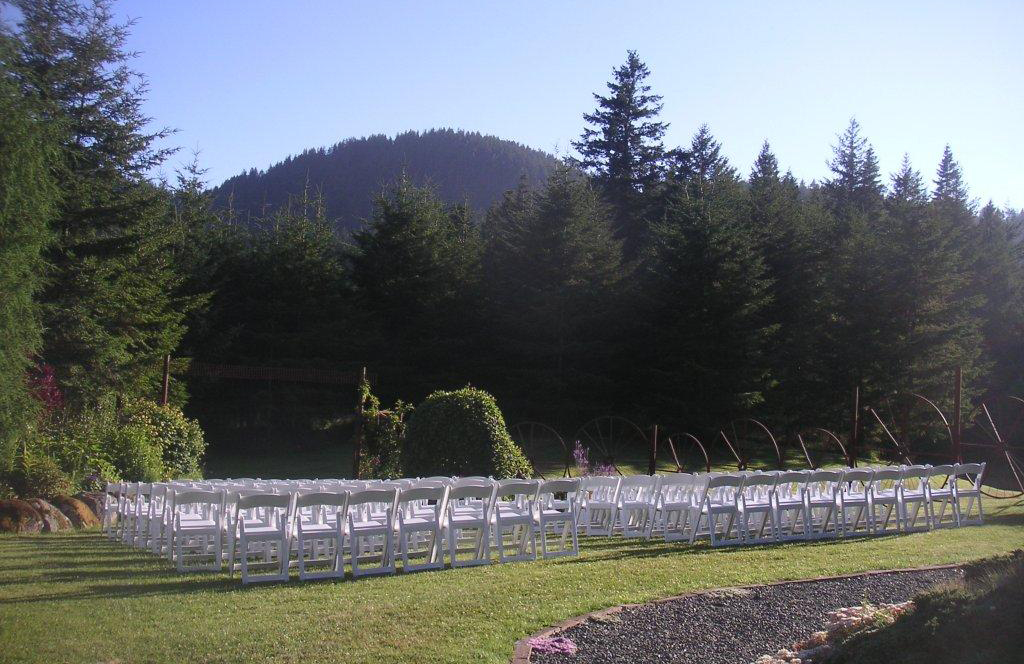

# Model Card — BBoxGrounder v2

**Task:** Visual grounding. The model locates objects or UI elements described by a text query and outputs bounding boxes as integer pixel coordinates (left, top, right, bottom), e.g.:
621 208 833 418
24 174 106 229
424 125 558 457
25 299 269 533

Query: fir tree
824 118 885 226
9 0 196 408
0 35 58 462
749 142 827 427
350 179 483 398
482 168 622 420
637 127 774 425
882 156 981 403
970 202 1024 392
572 50 667 255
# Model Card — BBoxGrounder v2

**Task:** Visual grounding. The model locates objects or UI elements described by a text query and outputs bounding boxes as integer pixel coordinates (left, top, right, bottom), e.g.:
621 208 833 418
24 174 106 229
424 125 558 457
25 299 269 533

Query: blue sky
110 0 1022 208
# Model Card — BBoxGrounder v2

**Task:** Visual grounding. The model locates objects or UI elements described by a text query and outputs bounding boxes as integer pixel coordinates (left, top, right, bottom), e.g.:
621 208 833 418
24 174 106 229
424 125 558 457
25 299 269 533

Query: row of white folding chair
120 478 571 581
680 463 986 546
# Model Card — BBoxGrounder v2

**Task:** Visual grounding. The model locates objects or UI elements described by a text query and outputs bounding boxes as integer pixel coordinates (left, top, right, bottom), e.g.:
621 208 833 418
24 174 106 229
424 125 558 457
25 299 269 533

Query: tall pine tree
572 50 667 256
482 168 622 421
749 142 828 428
637 126 774 426
882 156 981 403
0 33 58 462
350 179 483 399
10 0 197 408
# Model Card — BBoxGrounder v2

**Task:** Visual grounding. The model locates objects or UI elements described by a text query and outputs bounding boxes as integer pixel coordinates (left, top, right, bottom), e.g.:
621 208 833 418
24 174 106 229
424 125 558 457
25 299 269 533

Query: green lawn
1 498 1022 664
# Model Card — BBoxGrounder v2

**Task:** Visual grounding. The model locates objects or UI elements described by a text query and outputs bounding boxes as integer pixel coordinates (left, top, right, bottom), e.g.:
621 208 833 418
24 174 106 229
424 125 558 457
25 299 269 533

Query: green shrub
105 423 165 482
402 387 532 478
123 399 206 478
2 452 73 498
81 458 122 492
355 380 410 479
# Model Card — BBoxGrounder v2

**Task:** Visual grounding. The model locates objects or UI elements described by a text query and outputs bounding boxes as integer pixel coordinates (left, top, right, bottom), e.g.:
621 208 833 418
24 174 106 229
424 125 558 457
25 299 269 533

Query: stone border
509 562 963 663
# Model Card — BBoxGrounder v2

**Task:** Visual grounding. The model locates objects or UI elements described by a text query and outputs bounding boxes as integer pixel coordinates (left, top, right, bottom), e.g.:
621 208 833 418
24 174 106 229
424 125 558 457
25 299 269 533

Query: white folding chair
774 471 810 540
651 473 695 541
869 467 903 534
294 491 350 580
130 483 154 548
446 479 497 569
102 482 122 538
169 489 225 573
577 476 621 536
492 480 539 563
397 486 449 572
348 488 399 577
616 475 660 538
229 492 293 583
536 479 580 558
805 469 843 539
445 482 496 568
690 474 743 546
739 473 779 544
925 464 957 529
900 465 931 532
953 462 986 526
119 483 139 545
838 468 874 536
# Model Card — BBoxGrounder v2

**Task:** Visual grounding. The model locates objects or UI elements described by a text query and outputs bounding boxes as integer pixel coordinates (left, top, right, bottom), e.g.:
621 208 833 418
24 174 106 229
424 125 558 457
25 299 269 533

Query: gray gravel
532 567 962 664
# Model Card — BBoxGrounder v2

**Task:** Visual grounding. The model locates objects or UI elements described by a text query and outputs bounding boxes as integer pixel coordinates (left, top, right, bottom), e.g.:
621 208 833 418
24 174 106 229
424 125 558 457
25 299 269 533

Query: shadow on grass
2 506 1021 605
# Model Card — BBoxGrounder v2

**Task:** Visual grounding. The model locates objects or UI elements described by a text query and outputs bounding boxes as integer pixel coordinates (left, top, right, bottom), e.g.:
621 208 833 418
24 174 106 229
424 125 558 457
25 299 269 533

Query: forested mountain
212 129 560 230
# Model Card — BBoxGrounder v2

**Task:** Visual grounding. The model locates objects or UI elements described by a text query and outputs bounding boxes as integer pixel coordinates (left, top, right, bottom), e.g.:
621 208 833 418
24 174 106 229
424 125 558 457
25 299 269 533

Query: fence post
648 424 658 475
952 366 963 463
849 385 860 467
352 366 367 479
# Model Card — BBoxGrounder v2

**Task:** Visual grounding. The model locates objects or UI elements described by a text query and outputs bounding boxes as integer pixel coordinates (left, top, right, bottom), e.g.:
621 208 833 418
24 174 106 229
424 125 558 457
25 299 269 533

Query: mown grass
1 498 1022 663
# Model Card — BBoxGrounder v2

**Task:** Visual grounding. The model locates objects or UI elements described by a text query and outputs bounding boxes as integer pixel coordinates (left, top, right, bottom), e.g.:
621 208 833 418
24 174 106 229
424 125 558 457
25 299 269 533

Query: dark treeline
2 1 1022 468
184 52 1024 453
212 129 560 232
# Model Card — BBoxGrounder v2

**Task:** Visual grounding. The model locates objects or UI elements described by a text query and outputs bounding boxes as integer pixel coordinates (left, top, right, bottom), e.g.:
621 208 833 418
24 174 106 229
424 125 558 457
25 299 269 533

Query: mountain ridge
211 128 562 229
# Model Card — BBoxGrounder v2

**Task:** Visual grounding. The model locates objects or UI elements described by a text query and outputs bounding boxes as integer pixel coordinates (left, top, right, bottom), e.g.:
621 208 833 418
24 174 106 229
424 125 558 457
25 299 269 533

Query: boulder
27 498 73 532
0 499 43 533
74 491 105 521
51 494 100 528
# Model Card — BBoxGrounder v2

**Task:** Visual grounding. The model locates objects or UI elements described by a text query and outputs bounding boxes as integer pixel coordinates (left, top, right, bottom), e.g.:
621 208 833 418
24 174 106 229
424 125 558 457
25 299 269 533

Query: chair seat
351 520 388 532
298 523 337 535
449 512 486 525
242 525 285 537
179 520 217 530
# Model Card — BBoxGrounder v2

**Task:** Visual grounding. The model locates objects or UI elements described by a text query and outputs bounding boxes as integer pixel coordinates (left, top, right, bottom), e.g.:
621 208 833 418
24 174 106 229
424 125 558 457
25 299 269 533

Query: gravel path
531 566 962 664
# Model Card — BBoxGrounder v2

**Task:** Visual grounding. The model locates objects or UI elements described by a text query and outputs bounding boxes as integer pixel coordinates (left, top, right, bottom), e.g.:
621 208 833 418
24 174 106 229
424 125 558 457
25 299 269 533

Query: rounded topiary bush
402 387 532 478
123 399 206 478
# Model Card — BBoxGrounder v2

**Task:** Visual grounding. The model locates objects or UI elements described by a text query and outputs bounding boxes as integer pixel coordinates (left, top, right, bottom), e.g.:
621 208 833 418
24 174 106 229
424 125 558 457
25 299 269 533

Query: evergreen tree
970 202 1024 393
482 168 622 421
637 127 774 425
350 179 483 398
572 50 667 255
933 145 970 208
882 156 981 402
9 0 196 408
749 142 827 427
824 118 885 227
184 188 354 445
0 35 58 462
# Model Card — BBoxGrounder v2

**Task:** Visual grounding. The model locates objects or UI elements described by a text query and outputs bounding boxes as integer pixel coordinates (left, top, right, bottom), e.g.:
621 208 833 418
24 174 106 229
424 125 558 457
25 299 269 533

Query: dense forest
212 130 560 231
1 1 1022 492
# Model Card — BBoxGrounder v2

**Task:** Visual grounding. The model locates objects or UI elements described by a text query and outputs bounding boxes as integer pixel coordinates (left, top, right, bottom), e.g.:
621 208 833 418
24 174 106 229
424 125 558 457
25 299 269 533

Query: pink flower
528 636 578 654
